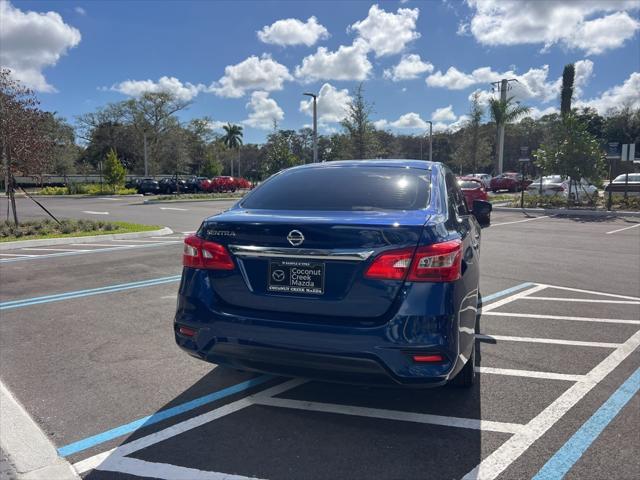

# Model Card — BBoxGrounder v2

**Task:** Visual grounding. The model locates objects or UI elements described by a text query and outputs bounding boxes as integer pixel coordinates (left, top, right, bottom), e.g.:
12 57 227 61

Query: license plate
268 260 324 295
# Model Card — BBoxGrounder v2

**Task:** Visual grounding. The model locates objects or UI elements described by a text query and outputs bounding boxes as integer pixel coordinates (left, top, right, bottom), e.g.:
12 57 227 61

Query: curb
0 227 173 251
13 194 143 199
493 206 640 218
0 382 80 480
143 197 240 205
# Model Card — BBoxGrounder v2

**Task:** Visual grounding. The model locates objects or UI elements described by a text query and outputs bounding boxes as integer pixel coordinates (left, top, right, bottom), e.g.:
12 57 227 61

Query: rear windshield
458 180 480 189
241 166 431 211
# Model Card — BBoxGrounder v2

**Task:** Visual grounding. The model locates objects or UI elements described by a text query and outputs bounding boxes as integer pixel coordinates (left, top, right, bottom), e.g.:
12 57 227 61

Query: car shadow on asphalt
84 320 489 480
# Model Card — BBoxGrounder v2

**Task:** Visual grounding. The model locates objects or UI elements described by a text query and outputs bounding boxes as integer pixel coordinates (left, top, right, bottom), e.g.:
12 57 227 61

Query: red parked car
233 177 252 190
458 177 489 211
207 176 237 193
489 172 531 192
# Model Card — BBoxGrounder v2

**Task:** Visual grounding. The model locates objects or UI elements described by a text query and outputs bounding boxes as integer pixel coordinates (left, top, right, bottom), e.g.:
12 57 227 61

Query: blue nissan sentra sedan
174 160 492 387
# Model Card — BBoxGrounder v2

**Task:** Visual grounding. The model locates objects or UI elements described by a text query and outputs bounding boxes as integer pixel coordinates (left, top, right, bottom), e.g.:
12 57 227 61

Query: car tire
450 343 476 388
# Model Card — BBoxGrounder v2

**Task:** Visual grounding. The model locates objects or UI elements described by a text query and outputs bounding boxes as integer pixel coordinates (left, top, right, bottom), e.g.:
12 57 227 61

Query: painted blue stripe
482 282 534 304
57 375 273 457
0 276 181 306
0 242 178 264
0 275 181 310
533 367 640 480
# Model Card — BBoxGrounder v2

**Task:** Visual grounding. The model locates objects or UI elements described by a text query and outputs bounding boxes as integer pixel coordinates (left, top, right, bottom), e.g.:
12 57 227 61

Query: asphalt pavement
0 197 638 479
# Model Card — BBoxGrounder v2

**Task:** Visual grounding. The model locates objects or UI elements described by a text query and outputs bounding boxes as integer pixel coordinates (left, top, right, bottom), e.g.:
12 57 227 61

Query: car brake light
412 354 445 363
364 239 462 283
183 235 234 270
178 325 197 337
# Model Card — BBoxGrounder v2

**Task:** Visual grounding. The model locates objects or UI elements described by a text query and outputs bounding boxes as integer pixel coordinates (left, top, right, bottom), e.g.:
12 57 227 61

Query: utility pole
304 92 318 163
143 132 149 177
490 78 518 174
428 121 433 162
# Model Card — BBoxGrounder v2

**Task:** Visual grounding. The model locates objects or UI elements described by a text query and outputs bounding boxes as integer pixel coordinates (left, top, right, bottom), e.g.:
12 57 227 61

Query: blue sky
2 0 640 143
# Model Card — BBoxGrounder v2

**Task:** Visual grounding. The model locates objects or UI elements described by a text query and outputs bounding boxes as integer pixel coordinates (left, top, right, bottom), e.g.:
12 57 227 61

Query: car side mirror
472 199 492 228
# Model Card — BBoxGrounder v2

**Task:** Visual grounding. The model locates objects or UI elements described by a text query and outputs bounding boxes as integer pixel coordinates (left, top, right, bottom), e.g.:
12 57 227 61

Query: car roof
288 159 435 171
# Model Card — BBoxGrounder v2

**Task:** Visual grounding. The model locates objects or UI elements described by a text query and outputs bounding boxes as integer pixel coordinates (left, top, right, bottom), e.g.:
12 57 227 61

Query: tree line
2 66 639 193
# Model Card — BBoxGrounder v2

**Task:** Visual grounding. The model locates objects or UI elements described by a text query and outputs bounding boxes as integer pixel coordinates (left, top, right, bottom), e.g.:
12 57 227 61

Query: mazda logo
272 270 285 282
287 230 304 246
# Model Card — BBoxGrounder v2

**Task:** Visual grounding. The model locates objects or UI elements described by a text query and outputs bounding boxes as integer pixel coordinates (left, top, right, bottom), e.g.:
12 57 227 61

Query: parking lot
1 199 639 479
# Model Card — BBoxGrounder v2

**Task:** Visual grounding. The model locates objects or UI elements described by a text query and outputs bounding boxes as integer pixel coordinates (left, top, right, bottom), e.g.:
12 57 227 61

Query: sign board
626 143 636 162
519 146 530 161
607 142 620 159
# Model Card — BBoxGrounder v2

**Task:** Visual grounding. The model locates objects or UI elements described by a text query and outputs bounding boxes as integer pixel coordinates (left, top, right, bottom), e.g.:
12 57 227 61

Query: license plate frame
268 259 325 295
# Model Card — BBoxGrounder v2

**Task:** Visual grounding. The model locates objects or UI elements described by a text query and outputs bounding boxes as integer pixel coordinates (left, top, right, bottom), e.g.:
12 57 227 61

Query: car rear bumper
174 271 478 387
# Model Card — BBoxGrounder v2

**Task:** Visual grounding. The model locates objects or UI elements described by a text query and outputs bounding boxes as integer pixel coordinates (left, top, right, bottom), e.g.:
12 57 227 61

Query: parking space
1 209 638 479
48 281 635 480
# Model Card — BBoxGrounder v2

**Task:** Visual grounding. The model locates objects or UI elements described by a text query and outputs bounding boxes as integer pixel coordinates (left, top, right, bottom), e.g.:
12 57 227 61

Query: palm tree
222 123 243 177
489 96 530 173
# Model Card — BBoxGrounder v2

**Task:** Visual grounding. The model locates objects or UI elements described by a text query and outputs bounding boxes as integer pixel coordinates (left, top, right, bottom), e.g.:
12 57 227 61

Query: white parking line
462 329 640 480
254 396 526 434
82 211 109 215
475 367 586 383
88 456 260 480
492 216 550 227
159 207 188 211
0 253 38 257
74 379 305 475
70 243 134 248
537 284 640 301
482 284 548 312
112 239 180 243
483 311 640 325
21 247 89 252
476 334 621 349
605 223 640 234
525 296 640 305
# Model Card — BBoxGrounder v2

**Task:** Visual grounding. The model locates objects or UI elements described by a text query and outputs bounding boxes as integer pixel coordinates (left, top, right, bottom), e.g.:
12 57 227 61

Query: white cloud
383 54 433 81
525 106 558 120
349 4 420 57
426 67 477 89
244 91 284 130
294 39 372 82
375 112 429 130
257 16 329 47
448 114 470 132
299 83 352 124
464 0 640 55
74 6 86 16
373 119 389 129
110 76 205 101
391 112 428 129
0 0 81 92
207 120 228 130
431 105 457 122
209 54 292 98
577 72 640 114
428 60 595 104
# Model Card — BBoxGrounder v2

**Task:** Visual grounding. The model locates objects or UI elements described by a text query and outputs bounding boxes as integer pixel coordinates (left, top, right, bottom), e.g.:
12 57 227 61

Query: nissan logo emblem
287 230 304 246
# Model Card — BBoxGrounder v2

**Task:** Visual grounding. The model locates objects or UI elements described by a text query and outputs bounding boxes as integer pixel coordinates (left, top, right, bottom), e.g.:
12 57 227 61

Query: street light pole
304 92 318 163
425 121 433 162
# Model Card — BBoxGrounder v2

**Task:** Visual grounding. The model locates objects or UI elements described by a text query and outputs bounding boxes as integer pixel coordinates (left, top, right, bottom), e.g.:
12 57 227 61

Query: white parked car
466 173 492 189
527 176 598 200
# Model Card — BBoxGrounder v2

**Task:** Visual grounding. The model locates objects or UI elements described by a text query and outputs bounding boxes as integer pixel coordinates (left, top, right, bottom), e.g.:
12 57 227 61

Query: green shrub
39 186 68 195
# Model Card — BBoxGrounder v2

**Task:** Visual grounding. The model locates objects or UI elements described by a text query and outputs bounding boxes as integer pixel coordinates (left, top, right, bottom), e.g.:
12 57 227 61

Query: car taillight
183 235 234 270
365 239 462 283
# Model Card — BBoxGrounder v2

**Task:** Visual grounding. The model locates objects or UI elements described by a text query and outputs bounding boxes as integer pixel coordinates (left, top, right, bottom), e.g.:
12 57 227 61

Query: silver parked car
466 173 492 189
527 176 598 200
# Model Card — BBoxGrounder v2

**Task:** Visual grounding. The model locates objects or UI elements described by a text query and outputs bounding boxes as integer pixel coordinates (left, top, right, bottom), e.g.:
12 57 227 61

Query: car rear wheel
449 343 476 388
